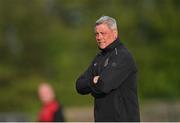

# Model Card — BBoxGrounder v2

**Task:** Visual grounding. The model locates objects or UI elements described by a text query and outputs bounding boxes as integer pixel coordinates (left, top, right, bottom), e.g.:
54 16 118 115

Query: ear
113 30 118 38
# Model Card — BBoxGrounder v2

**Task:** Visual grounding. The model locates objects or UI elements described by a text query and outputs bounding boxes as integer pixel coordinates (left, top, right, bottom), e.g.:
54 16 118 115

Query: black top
76 38 140 122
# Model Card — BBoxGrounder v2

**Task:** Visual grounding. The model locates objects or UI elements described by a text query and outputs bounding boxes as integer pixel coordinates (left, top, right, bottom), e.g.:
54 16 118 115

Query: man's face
95 23 117 49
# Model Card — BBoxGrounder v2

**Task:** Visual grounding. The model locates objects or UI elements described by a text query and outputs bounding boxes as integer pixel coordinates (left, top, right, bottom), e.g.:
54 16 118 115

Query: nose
96 33 102 41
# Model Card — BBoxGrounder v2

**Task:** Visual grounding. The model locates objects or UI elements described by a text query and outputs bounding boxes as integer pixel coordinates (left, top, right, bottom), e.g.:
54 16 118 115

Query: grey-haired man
76 16 140 122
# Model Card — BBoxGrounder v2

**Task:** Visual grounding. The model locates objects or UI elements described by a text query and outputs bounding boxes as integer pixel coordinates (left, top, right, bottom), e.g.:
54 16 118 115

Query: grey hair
96 16 117 30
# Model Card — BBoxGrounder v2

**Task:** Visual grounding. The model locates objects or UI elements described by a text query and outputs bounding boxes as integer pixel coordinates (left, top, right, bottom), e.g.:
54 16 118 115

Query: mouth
98 41 105 45
98 42 102 46
97 42 106 48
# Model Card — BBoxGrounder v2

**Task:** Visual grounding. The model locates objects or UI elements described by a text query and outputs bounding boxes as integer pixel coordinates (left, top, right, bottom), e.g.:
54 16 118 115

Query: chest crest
93 62 97 66
104 57 109 67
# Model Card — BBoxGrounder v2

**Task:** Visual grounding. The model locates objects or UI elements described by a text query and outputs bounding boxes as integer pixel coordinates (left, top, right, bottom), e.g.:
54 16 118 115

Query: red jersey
38 100 60 122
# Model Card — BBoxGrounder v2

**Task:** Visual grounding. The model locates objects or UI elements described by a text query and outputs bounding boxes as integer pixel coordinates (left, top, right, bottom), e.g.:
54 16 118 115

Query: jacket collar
100 37 122 53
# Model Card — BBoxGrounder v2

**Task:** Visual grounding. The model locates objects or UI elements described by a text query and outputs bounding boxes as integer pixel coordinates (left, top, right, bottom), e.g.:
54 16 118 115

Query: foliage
0 0 180 116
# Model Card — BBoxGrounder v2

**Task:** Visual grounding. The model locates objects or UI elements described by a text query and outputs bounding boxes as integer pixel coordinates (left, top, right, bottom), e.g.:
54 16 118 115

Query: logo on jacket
94 63 97 66
104 58 109 67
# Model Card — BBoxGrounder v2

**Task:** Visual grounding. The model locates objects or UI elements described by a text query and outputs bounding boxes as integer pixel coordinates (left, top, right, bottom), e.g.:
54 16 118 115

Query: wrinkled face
95 23 117 49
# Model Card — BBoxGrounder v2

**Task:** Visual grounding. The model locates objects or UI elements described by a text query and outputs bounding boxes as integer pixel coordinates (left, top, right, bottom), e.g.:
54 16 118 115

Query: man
38 82 65 122
76 16 140 122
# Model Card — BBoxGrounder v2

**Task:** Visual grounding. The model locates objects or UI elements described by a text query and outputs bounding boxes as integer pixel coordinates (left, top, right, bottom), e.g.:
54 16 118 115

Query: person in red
38 82 65 122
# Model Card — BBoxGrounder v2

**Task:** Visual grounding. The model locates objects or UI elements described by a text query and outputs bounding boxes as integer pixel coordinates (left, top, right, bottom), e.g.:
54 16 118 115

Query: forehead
95 23 111 32
39 84 52 92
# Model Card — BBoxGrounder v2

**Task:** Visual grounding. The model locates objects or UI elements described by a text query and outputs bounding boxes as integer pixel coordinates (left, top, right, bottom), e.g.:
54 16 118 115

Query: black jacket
76 38 140 122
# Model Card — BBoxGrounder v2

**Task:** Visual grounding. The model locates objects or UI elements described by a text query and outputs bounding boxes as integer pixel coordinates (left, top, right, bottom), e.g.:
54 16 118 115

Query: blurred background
0 0 180 121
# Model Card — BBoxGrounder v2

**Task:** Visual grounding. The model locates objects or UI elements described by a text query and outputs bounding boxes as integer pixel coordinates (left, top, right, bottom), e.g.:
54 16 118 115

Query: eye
101 32 106 35
95 32 99 36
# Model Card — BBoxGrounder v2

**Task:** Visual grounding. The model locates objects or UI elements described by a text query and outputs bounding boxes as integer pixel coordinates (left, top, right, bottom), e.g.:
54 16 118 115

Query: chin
101 45 107 49
99 46 104 49
98 44 105 49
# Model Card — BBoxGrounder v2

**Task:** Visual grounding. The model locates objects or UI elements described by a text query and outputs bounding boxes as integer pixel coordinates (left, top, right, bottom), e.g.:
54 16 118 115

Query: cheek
104 34 112 41
95 35 98 40
107 33 115 40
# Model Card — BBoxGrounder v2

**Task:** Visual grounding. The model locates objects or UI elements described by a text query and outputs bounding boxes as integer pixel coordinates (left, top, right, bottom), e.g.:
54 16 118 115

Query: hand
93 76 100 84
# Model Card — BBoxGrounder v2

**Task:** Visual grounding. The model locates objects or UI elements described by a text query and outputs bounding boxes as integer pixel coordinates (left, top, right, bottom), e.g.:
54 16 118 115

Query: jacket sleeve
76 56 105 96
76 64 93 95
91 52 137 94
54 106 65 122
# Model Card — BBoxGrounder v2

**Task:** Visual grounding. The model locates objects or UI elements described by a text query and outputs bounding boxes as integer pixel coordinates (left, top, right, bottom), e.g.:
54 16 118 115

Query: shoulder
115 45 134 61
114 45 137 69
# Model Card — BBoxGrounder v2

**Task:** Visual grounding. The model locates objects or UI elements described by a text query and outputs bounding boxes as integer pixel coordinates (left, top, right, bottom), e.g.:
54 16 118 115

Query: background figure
38 82 65 122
